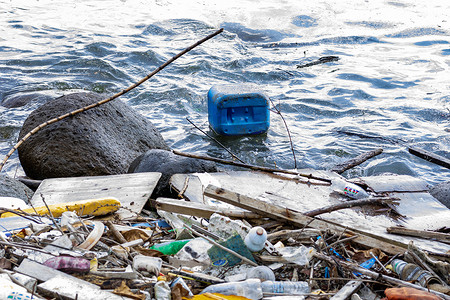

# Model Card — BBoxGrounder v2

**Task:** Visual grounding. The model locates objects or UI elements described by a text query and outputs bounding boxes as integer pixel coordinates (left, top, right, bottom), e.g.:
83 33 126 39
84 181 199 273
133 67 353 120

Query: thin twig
41 194 64 235
173 150 332 184
0 28 224 173
269 98 297 168
0 207 43 223
186 117 247 164
327 235 358 249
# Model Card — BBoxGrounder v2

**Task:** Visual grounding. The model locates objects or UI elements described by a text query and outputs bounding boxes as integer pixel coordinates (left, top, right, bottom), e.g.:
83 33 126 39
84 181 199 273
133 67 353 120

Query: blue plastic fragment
353 257 377 276
132 220 171 228
324 267 330 278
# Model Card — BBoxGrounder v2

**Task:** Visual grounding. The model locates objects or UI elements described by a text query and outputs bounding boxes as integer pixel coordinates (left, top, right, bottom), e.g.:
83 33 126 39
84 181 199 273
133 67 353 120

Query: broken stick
408 147 450 170
304 196 398 217
331 148 383 174
173 150 332 184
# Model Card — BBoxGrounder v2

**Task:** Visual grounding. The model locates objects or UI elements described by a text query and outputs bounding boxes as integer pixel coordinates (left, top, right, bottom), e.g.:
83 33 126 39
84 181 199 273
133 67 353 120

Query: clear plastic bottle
332 178 369 199
200 278 263 300
244 226 267 252
246 266 276 282
261 280 310 295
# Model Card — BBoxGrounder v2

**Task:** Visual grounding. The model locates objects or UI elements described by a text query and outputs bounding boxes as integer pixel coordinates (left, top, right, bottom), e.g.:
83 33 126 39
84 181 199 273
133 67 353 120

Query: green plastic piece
150 239 191 255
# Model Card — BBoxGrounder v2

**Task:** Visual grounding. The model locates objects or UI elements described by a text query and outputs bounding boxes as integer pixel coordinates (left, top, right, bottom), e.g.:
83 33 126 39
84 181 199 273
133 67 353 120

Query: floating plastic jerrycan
244 226 267 252
207 84 270 136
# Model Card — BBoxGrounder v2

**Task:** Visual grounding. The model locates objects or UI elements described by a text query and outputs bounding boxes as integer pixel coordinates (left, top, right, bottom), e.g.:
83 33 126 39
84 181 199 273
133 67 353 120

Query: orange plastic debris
384 287 442 300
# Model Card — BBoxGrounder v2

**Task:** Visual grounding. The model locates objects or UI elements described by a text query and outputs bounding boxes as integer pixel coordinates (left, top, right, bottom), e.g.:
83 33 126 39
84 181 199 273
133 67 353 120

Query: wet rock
128 149 217 197
1 93 52 108
18 92 169 179
0 174 34 203
429 181 450 209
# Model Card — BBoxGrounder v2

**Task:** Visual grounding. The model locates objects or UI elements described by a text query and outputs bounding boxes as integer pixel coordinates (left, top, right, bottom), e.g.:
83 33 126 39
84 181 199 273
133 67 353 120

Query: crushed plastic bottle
261 280 310 295
246 266 276 282
332 178 369 199
390 259 441 287
244 226 267 252
200 278 263 300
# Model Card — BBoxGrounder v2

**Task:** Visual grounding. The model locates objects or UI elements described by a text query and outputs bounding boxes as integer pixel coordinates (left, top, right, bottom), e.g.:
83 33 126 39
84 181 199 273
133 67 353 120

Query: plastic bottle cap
256 228 264 235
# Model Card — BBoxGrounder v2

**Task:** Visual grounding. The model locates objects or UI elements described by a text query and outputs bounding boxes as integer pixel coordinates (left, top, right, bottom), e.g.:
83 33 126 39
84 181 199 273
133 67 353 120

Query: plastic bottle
200 278 263 300
244 226 267 252
246 266 276 282
391 259 441 287
261 281 310 295
154 281 171 300
332 178 369 199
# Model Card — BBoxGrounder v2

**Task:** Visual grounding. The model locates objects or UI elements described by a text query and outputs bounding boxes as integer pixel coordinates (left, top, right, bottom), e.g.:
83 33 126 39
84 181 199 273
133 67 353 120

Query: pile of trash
1 171 449 300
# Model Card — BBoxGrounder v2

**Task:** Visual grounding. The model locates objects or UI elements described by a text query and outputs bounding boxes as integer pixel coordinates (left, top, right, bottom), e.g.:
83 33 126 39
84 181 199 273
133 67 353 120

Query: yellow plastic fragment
0 197 121 218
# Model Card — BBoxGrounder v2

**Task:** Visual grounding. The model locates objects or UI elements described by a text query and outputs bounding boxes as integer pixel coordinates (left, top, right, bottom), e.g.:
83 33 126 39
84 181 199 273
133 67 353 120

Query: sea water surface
0 0 449 186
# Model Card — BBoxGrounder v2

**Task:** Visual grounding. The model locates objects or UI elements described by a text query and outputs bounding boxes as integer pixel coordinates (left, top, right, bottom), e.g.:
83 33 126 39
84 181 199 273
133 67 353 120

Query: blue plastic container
207 85 270 136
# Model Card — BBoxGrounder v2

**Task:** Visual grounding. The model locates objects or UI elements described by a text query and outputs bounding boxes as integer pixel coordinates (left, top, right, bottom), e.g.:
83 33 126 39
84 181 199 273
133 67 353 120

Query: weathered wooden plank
330 280 363 300
37 275 126 300
204 184 408 255
15 258 99 288
155 197 260 219
387 226 450 244
31 172 161 220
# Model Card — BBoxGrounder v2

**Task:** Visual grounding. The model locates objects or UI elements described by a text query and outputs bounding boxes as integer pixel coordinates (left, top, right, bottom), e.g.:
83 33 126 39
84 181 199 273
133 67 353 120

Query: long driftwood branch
304 197 398 217
173 150 332 184
0 28 224 173
408 146 450 170
331 148 383 174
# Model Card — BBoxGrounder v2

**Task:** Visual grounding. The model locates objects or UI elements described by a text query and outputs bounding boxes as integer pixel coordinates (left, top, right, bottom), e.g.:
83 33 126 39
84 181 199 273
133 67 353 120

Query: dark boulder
0 175 34 203
128 149 217 197
1 93 52 108
430 181 450 209
18 92 169 179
